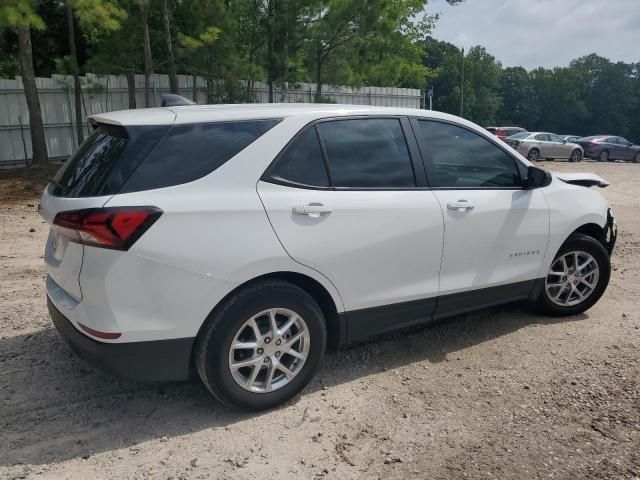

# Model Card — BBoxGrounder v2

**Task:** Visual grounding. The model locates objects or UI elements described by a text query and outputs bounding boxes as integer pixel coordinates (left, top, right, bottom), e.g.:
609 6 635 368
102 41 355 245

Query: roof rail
160 94 197 107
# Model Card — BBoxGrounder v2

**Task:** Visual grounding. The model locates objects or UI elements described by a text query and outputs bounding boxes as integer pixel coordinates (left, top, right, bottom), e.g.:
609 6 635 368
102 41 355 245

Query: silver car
505 132 584 162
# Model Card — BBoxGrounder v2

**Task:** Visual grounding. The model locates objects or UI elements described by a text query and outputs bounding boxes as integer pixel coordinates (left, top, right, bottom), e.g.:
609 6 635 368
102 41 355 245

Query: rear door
548 133 568 158
412 118 549 317
258 117 445 339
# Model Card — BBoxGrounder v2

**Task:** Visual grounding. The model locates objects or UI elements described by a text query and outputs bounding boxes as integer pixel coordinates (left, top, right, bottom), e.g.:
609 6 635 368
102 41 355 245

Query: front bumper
48 298 195 382
605 208 617 254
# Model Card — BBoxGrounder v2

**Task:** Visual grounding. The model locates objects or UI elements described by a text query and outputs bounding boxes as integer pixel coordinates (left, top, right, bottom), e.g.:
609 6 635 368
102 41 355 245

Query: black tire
599 150 610 162
527 149 540 162
633 152 640 164
569 149 582 162
535 233 610 317
195 279 327 411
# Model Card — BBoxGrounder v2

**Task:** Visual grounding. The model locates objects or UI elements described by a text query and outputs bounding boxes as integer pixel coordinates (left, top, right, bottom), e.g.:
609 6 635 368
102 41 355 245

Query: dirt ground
1 160 638 480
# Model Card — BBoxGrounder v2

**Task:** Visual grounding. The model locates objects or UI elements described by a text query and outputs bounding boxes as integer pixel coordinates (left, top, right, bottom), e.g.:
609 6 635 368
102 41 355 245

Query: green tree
496 66 539 128
0 0 48 164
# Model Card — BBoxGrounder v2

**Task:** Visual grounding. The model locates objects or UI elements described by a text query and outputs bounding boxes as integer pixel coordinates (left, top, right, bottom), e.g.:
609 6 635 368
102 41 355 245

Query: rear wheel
569 149 582 162
527 149 540 162
633 152 640 163
599 150 610 162
535 233 610 316
195 279 326 410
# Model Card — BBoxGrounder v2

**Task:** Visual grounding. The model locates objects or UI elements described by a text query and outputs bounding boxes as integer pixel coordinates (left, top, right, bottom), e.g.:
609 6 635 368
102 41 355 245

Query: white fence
0 73 421 168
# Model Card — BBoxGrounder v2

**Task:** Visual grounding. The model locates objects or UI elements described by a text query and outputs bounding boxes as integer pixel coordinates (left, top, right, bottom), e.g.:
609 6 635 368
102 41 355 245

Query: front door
258 118 445 340
412 118 549 318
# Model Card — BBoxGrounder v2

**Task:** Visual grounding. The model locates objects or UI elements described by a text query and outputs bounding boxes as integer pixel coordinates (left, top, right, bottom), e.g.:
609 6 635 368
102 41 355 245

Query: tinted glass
535 134 549 141
508 132 529 140
50 124 168 198
417 120 521 188
317 119 415 188
121 119 280 193
548 134 564 142
617 137 631 145
267 127 330 187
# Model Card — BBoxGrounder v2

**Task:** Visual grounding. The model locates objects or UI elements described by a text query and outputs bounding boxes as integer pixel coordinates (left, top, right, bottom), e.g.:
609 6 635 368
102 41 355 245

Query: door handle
292 204 332 218
447 200 474 212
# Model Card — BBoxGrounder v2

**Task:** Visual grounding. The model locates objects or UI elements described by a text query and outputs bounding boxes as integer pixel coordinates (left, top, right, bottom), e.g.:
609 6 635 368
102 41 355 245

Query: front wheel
195 280 327 410
535 233 610 316
569 149 582 162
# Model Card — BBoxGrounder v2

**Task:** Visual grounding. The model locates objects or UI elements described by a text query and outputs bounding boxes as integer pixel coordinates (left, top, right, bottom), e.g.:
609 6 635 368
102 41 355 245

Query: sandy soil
1 160 638 480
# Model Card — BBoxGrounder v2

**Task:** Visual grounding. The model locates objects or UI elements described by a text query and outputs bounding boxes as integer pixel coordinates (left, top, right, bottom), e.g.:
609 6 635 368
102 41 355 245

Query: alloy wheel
571 150 582 162
228 308 310 393
545 251 600 307
600 151 609 162
528 150 539 162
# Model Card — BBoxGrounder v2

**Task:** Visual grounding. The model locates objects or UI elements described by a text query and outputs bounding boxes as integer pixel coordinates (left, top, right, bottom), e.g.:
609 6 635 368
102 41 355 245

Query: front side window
417 120 522 188
316 119 415 188
548 134 564 143
535 134 549 141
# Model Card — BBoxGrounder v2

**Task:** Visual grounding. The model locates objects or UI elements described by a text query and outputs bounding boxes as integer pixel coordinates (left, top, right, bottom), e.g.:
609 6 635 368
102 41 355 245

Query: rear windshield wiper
47 178 69 193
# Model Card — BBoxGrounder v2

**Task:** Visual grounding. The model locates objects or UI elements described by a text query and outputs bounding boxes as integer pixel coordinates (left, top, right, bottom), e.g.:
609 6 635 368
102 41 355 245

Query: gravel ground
1 160 638 480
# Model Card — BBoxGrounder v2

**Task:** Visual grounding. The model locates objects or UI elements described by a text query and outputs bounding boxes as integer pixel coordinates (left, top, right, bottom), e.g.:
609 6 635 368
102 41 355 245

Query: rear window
50 119 280 197
508 132 529 140
50 124 167 197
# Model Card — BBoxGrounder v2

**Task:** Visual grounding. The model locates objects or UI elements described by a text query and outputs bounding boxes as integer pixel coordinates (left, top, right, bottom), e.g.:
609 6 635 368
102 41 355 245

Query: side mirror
523 166 552 189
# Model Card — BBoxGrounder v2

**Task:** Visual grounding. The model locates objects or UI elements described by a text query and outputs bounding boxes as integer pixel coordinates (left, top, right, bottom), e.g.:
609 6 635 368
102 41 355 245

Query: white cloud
427 0 640 69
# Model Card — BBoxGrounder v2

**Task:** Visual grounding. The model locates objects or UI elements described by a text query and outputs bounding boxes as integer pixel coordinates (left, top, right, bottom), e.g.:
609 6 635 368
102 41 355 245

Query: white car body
42 104 616 382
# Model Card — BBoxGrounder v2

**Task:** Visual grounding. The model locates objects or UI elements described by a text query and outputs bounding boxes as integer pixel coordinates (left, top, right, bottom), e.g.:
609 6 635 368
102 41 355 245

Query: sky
425 0 640 69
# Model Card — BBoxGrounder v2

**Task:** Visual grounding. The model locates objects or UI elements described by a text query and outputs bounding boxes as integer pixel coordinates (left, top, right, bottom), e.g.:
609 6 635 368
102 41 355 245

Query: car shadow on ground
0 303 587 467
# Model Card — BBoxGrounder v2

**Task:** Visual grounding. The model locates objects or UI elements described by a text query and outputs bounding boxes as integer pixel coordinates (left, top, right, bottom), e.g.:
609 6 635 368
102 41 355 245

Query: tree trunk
315 42 323 102
17 27 48 165
206 76 214 104
67 2 84 144
192 74 197 102
126 71 137 109
161 0 179 94
266 0 275 102
140 3 153 107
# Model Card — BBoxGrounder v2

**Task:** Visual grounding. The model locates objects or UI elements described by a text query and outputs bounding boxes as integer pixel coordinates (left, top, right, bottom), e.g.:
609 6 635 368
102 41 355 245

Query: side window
121 119 281 193
266 127 330 187
535 134 549 141
316 119 415 188
548 134 563 143
417 120 522 188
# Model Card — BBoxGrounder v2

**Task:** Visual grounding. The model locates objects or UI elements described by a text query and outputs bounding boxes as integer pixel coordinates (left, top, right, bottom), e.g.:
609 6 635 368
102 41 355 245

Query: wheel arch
572 222 606 247
193 271 344 357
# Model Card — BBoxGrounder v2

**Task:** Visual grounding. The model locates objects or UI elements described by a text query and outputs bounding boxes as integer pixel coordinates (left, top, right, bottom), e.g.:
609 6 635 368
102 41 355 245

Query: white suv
42 103 617 410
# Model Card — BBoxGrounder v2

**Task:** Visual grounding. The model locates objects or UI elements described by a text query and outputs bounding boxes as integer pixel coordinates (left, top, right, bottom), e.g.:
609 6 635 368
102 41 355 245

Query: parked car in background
486 126 527 141
561 135 581 143
505 132 583 162
575 136 640 163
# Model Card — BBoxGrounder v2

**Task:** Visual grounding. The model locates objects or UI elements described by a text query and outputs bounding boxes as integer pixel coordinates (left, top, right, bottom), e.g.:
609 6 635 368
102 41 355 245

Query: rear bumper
48 297 194 382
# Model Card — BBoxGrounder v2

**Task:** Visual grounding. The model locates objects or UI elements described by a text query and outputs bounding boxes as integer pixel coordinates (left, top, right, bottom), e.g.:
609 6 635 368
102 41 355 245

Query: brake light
589 142 598 147
52 206 162 250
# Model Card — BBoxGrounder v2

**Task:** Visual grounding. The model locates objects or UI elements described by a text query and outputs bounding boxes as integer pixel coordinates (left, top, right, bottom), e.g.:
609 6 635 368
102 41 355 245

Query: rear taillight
589 142 598 147
52 206 162 250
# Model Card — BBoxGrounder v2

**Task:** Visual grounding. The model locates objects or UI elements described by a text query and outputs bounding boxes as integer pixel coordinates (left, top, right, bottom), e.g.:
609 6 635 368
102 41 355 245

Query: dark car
576 135 640 163
486 126 527 141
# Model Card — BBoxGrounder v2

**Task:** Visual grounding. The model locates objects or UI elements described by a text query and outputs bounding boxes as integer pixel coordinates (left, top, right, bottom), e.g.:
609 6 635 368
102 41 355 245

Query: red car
486 126 527 141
